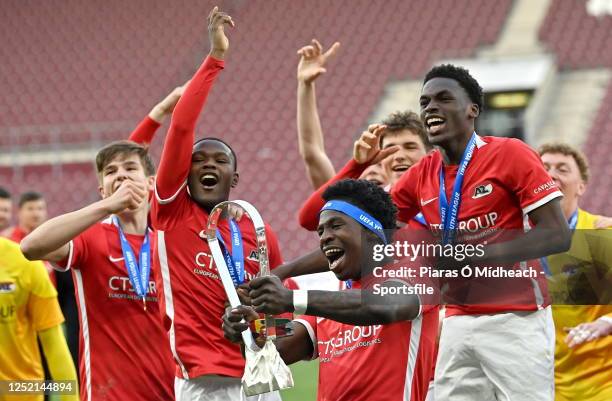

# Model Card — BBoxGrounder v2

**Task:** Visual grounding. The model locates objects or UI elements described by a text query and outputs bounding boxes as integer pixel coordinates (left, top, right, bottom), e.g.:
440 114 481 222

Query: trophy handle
206 200 272 349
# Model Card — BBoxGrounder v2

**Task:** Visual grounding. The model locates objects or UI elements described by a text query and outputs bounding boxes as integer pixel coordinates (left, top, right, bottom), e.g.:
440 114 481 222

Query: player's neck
561 198 579 221
115 207 148 235
440 132 472 165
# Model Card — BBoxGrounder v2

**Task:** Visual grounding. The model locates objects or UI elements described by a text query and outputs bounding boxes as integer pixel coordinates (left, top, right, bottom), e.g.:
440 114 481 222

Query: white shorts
175 375 283 401
434 307 555 401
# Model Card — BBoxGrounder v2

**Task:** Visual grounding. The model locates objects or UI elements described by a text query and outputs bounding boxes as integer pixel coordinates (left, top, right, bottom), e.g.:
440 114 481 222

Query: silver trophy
206 200 294 396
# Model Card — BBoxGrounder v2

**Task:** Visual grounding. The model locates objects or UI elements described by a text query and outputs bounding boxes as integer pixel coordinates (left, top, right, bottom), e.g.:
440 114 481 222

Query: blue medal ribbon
216 219 245 286
438 132 477 245
540 209 578 276
113 217 151 305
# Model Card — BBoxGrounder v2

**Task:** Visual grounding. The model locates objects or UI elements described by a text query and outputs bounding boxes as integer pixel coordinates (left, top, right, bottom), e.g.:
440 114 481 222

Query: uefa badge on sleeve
206 200 295 396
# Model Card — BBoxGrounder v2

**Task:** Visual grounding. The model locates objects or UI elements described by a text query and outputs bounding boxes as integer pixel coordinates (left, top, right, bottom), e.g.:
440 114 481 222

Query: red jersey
5 226 27 243
128 115 161 147
151 55 284 379
55 219 174 401
295 281 438 401
391 135 563 316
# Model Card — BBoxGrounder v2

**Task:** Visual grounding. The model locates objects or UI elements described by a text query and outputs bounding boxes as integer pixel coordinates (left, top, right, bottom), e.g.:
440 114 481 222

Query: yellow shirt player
0 238 78 401
540 144 612 401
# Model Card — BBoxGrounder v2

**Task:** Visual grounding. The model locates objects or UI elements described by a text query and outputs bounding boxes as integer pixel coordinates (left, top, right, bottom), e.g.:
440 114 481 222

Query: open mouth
426 116 446 135
200 173 219 189
391 164 410 174
323 246 345 272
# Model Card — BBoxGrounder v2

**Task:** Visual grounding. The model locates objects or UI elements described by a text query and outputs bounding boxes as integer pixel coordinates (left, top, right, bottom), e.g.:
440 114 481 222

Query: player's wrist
597 316 612 333
209 49 226 60
292 290 308 315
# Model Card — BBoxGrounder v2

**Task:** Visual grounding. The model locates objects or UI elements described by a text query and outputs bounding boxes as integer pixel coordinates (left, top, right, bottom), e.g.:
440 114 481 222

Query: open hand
297 39 340 85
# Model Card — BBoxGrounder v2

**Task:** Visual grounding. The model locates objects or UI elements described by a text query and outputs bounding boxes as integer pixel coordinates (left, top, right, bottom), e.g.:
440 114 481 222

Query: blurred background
2 1 611 399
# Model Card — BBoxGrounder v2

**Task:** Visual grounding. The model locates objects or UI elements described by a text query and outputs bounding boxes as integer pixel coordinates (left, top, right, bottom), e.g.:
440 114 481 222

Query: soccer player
150 8 283 400
296 38 392 190
224 179 439 401
2 192 47 243
0 187 11 232
383 64 571 400
539 142 612 401
0 237 78 401
298 112 430 232
20 141 175 401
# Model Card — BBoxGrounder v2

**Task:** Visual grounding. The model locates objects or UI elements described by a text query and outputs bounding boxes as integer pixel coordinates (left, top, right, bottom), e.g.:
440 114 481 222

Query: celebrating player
21 141 175 401
296 38 394 189
538 142 612 401
382 64 571 400
0 237 78 401
150 7 284 400
224 179 438 401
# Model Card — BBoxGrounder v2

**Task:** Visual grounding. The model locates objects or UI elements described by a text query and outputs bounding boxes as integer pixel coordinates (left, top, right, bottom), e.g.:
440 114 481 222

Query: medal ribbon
216 219 245 286
114 216 151 300
438 132 477 245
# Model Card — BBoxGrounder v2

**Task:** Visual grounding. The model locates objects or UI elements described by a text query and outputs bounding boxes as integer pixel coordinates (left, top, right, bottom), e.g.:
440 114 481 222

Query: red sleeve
265 224 284 269
128 116 161 146
391 163 421 223
53 231 89 272
155 56 225 201
502 139 563 215
298 159 368 231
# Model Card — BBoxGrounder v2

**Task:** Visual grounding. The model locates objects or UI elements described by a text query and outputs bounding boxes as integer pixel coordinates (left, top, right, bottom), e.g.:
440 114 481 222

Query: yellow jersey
547 209 612 401
0 238 64 401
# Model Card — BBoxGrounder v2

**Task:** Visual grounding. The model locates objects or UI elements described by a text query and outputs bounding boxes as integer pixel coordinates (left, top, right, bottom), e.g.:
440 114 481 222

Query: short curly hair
424 64 484 111
380 111 432 151
322 179 397 241
538 142 590 183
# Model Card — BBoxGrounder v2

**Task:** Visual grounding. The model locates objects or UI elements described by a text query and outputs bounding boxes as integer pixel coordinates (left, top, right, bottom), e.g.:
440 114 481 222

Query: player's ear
577 180 586 197
468 103 479 119
230 172 239 188
147 175 155 191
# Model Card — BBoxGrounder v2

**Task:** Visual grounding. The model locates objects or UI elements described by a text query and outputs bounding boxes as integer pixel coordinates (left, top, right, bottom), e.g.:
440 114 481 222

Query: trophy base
242 340 294 396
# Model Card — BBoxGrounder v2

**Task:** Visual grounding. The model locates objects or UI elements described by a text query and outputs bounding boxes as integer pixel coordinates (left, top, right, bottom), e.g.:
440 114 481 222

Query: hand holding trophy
206 200 294 396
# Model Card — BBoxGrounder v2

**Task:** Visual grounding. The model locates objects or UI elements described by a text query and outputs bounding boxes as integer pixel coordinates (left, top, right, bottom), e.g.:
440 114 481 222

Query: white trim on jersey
522 191 563 215
51 240 74 272
474 135 488 148
155 181 187 204
74 269 92 401
293 319 318 360
157 230 190 379
403 315 423 401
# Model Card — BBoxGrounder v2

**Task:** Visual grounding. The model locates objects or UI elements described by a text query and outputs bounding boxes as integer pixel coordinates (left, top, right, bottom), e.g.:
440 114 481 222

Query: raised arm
20 180 147 262
155 7 233 199
128 81 189 146
298 124 398 230
296 39 340 190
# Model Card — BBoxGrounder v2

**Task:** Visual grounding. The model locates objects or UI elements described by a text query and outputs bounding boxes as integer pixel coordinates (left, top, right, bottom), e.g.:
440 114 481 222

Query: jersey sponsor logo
420 196 438 206
0 282 16 293
320 325 383 356
533 180 556 194
472 183 493 199
109 276 157 294
0 304 16 320
430 212 499 234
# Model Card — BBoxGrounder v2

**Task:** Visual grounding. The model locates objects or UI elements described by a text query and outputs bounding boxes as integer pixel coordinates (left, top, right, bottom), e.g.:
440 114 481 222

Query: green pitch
281 360 319 401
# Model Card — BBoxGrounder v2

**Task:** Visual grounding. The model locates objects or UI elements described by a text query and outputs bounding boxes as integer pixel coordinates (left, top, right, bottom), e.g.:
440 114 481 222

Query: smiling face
419 77 478 147
188 139 239 211
541 152 585 211
98 153 153 205
317 209 381 281
381 129 428 186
